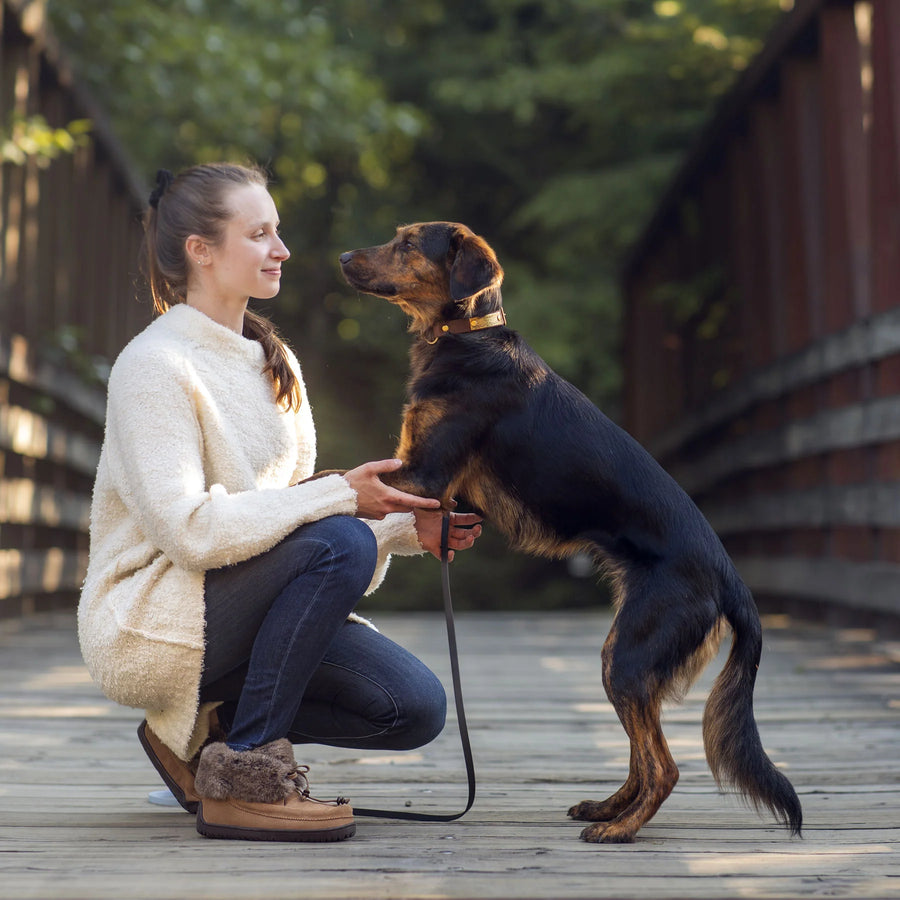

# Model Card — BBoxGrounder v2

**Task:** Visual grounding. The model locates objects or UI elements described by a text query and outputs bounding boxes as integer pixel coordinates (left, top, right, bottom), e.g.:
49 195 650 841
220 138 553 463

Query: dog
338 222 802 844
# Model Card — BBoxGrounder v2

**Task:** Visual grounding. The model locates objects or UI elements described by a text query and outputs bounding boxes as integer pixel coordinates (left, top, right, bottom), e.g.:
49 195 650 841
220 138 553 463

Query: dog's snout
339 251 353 265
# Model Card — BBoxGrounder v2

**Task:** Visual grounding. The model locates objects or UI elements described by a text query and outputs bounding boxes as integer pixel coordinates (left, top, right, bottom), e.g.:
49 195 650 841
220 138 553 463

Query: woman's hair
142 163 301 411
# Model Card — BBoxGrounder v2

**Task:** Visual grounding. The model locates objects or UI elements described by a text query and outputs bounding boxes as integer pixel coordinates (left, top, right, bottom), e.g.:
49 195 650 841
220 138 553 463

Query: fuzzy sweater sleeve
102 345 358 572
363 512 425 594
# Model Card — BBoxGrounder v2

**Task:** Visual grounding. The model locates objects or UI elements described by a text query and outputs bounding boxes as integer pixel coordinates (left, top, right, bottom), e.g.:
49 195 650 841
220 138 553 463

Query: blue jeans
200 515 447 752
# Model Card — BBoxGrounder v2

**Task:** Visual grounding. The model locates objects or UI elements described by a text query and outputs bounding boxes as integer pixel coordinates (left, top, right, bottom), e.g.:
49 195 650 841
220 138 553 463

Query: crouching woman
77 162 482 842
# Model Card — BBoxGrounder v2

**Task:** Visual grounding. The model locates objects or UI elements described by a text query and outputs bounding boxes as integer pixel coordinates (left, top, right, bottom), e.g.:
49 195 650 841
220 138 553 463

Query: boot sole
196 804 356 842
137 720 199 814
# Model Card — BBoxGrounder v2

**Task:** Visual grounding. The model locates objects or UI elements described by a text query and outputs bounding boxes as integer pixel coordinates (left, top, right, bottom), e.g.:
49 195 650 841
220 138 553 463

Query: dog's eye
399 240 415 252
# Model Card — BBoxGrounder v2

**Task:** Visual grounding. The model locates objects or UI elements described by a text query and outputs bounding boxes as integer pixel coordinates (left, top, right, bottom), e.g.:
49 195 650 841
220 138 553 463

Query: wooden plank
0 332 107 425
735 554 900 615
756 98 788 363
0 477 90 529
0 609 897 899
726 136 757 383
869 0 900 315
0 547 87 599
819 2 871 329
781 57 823 352
0 400 100 475
704 482 900 532
668 394 900 495
794 56 827 343
647 306 900 462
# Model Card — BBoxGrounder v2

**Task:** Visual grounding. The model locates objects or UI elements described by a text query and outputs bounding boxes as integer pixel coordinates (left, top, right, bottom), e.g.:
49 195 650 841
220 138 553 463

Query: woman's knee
288 516 378 592
392 669 447 750
313 515 376 561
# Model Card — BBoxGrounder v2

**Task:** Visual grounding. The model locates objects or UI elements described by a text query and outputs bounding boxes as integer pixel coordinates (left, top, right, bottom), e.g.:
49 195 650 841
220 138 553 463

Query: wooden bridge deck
0 608 898 899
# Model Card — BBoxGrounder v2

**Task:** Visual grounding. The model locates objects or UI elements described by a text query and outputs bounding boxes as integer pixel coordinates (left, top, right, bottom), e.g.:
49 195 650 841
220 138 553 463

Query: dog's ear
448 232 503 302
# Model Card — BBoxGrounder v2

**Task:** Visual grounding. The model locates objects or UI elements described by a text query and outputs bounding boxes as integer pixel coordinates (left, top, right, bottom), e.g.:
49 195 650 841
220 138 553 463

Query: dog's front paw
579 822 636 844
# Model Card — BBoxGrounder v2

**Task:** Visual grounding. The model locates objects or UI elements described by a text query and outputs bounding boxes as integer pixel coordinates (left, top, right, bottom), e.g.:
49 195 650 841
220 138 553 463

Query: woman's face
205 183 290 303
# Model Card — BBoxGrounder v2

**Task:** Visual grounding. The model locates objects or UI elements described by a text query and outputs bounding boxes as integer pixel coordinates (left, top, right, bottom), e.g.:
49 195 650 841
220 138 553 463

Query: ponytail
243 309 302 411
143 173 177 317
141 163 301 411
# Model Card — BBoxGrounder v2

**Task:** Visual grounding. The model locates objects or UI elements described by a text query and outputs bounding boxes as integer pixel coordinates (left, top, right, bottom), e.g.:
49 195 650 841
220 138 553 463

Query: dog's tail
702 573 802 836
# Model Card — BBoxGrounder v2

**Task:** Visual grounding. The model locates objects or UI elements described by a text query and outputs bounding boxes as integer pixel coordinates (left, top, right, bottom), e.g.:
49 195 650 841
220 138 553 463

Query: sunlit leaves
46 0 424 186
0 114 91 167
45 0 784 412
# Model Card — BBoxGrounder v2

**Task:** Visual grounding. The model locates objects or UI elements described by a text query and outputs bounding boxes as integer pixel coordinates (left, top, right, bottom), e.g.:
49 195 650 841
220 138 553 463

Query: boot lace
288 764 350 806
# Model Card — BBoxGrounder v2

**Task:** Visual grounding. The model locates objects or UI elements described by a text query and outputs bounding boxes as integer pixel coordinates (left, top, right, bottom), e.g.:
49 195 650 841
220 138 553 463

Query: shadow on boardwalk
0 608 898 899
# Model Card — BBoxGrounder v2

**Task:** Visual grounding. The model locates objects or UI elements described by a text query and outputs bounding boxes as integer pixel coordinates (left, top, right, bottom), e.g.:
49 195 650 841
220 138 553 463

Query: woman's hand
343 459 442 520
413 508 483 561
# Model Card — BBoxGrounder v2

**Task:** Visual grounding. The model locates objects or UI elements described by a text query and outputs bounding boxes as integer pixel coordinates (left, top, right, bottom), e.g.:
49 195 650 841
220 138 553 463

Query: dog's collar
424 309 507 344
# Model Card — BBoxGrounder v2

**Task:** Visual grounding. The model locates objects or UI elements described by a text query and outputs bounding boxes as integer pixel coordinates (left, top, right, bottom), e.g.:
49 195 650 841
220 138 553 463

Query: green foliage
45 0 785 609
47 0 424 341
318 0 783 404
0 113 91 166
48 1 420 173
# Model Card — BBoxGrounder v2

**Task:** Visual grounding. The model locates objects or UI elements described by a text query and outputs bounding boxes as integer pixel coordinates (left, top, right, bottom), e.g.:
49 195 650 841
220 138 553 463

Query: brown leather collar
424 309 507 344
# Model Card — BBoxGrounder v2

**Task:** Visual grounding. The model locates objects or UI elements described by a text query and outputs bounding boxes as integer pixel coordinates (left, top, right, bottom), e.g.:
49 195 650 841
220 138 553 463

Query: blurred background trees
45 0 786 609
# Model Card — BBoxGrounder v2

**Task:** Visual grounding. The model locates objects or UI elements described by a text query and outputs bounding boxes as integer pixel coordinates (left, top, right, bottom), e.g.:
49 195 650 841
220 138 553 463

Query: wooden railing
0 331 103 616
622 0 900 623
1 0 148 615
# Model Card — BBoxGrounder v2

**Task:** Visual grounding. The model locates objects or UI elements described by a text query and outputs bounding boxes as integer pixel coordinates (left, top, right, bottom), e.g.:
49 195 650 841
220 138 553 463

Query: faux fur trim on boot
194 739 299 804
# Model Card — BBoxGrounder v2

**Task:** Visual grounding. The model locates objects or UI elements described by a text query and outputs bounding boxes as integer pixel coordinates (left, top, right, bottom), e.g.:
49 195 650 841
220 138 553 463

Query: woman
77 163 482 843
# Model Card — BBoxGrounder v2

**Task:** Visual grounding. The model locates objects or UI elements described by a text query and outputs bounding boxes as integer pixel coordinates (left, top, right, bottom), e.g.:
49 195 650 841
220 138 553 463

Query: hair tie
148 169 174 209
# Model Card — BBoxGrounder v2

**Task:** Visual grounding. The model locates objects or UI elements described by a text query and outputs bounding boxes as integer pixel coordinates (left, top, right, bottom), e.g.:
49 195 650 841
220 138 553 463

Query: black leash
354 512 477 821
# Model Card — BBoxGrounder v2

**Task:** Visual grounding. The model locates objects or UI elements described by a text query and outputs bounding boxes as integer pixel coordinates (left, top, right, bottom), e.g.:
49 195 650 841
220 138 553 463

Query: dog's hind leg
567 750 641 825
569 573 722 842
572 693 678 844
568 627 678 842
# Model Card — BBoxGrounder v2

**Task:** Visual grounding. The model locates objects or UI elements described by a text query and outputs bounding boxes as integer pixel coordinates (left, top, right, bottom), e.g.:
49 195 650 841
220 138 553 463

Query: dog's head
339 222 504 335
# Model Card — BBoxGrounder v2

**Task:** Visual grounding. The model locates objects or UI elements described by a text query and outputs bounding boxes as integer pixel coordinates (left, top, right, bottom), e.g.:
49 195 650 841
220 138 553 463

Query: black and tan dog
339 222 802 844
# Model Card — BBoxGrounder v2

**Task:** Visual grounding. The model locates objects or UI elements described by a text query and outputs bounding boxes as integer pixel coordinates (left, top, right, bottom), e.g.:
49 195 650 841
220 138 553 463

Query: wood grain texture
0 609 897 899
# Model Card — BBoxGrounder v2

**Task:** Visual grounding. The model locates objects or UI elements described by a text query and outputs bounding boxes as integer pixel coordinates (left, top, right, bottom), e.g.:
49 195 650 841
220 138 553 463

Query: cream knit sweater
78 304 423 759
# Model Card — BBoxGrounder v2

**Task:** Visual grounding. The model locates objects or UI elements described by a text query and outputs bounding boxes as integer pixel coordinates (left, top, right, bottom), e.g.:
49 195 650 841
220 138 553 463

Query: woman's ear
185 235 211 268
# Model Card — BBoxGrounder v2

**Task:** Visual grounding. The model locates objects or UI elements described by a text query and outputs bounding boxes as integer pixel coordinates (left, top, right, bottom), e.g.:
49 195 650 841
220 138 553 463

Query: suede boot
194 739 355 842
137 711 226 813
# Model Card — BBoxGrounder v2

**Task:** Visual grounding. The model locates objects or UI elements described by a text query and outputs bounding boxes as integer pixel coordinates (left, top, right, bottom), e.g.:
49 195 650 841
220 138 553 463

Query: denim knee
293 515 378 598
392 668 448 751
